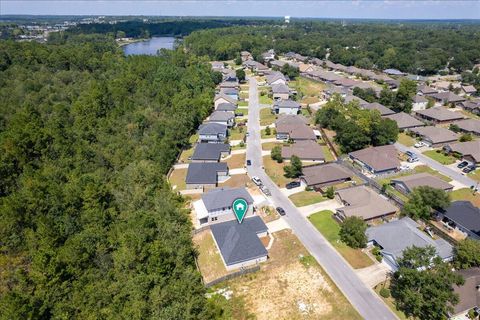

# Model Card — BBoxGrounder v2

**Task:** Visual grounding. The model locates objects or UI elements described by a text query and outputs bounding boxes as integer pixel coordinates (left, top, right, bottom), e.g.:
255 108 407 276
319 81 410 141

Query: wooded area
0 35 219 318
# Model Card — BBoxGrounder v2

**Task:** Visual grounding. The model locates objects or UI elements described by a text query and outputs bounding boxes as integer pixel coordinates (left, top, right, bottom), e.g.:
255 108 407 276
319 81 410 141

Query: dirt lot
225 153 246 169
219 173 251 188
213 230 362 320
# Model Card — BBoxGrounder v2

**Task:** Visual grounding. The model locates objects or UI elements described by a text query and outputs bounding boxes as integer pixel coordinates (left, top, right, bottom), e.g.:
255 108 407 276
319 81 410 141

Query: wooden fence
204 265 261 288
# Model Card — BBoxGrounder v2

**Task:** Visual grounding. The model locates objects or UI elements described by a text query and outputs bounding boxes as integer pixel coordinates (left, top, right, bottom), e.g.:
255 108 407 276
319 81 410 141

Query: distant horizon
2 1 479 20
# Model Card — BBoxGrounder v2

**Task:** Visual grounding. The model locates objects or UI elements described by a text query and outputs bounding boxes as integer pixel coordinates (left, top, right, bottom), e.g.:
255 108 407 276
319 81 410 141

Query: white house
273 99 301 115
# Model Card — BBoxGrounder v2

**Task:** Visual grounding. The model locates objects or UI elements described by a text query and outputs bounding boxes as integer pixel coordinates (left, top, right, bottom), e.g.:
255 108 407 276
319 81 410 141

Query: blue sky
2 1 479 20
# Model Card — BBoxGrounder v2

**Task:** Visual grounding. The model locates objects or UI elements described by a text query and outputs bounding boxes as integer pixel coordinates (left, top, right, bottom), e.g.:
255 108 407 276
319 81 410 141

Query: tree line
0 35 224 319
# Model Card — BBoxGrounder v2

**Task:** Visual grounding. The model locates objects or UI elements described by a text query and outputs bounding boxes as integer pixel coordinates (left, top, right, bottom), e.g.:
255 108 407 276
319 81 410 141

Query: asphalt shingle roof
349 145 400 172
210 216 268 266
186 162 228 184
410 126 459 144
202 187 254 212
383 112 425 129
391 173 453 193
444 201 480 237
198 123 228 135
301 163 353 186
191 143 230 161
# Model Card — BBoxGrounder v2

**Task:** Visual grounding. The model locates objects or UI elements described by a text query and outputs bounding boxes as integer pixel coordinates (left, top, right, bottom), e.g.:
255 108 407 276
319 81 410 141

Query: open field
211 230 362 320
168 168 187 191
397 132 415 147
225 153 246 169
422 150 456 165
450 188 480 207
263 156 293 186
308 210 374 269
260 108 277 126
289 191 328 207
291 76 326 97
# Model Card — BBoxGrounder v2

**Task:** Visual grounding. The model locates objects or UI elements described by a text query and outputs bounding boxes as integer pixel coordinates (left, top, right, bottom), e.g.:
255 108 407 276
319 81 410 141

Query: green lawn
262 142 282 151
450 188 480 207
397 132 415 147
235 107 248 115
259 94 273 105
422 150 456 165
239 92 249 99
376 165 451 186
289 191 328 207
261 127 275 138
229 127 246 140
231 143 246 150
238 100 248 107
189 133 198 144
467 169 480 182
308 211 374 269
321 145 336 162
178 146 194 163
290 76 326 97
260 108 277 126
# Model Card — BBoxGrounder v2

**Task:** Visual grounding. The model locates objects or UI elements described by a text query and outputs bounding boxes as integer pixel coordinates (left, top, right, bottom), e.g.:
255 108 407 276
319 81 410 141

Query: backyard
263 156 293 186
168 168 187 191
193 230 231 283
210 230 362 320
422 150 456 165
289 191 328 207
308 210 374 269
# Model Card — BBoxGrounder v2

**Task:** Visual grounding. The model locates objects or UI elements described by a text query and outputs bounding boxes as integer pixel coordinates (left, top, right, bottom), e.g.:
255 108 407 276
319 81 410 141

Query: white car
414 142 423 148
252 176 262 186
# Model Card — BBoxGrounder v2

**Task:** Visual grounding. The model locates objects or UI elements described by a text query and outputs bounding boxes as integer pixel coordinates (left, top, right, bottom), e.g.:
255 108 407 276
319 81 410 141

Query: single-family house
444 140 480 165
441 201 480 240
300 163 353 189
210 216 268 271
459 100 480 115
275 115 316 141
298 63 315 73
410 126 459 147
362 102 395 116
262 49 275 62
453 118 480 136
418 85 438 96
266 72 287 86
270 60 287 69
366 217 454 270
431 91 466 106
383 68 405 76
207 111 235 127
216 102 237 112
220 87 239 100
193 187 254 225
383 112 425 130
412 95 429 111
273 99 301 115
211 61 225 71
450 268 480 319
214 93 237 108
344 94 369 107
432 81 460 92
349 145 400 175
198 123 228 143
191 143 230 162
390 173 453 194
335 185 398 222
461 85 477 96
220 81 239 89
271 83 291 100
406 74 428 82
241 51 252 62
281 140 325 162
415 107 464 124
185 162 229 190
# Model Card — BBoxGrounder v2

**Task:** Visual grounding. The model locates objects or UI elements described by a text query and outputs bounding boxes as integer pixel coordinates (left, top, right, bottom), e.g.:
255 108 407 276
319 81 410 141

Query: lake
122 37 176 56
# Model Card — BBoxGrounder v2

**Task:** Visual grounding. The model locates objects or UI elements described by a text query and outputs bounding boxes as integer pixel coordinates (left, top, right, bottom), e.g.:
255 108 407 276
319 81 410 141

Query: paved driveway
246 78 397 320
355 261 392 288
297 199 342 217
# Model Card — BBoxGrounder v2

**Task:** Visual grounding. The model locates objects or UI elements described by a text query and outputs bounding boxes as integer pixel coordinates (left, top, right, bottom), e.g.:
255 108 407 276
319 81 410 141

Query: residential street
246 77 398 320
394 142 478 188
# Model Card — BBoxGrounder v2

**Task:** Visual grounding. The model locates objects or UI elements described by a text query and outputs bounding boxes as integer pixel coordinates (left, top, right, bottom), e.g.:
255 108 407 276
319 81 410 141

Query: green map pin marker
232 198 248 224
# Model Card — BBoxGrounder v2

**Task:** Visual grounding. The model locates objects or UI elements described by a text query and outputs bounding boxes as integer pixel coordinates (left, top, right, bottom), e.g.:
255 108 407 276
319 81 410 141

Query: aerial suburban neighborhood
2 5 480 320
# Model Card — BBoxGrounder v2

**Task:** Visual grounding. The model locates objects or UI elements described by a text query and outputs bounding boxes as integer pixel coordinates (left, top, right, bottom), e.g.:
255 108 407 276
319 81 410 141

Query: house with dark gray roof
210 216 268 270
301 163 354 189
271 83 291 100
418 85 437 96
273 99 301 115
367 217 454 270
410 126 459 147
349 145 400 175
335 186 398 222
266 72 287 85
431 91 466 105
214 93 237 108
185 162 228 190
441 201 480 240
391 173 453 194
384 112 425 130
198 123 228 144
216 102 237 112
451 268 480 319
191 143 230 162
344 94 369 107
415 107 464 124
193 187 254 225
453 118 480 136
459 100 480 115
281 140 325 162
207 111 235 127
275 115 316 141
220 87 239 100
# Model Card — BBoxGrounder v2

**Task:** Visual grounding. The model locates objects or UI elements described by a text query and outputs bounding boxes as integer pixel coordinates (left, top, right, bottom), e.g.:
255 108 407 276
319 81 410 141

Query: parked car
414 142 423 148
407 157 419 163
286 181 301 189
405 151 415 158
462 165 476 173
246 159 252 166
252 176 262 186
276 207 286 216
260 185 271 196
235 112 244 117
245 132 249 137
457 161 469 169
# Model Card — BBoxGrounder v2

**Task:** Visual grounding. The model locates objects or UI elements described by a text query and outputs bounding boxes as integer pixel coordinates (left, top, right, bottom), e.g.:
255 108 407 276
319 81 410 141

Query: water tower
285 16 290 24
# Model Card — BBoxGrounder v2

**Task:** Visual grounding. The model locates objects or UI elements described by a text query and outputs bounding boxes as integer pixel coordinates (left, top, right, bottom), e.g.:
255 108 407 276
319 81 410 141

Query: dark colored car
457 161 469 169
246 160 252 166
286 181 301 189
462 165 476 173
276 207 286 216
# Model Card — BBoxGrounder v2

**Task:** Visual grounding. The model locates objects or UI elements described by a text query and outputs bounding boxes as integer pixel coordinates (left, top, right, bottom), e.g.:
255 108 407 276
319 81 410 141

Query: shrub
379 288 390 298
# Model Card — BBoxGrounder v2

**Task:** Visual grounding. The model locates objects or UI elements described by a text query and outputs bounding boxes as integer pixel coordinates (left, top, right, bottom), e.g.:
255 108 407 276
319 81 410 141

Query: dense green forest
0 35 219 319
184 22 480 74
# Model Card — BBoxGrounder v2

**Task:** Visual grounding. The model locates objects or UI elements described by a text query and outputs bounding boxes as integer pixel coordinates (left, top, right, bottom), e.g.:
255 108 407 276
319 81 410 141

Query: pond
122 37 176 56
